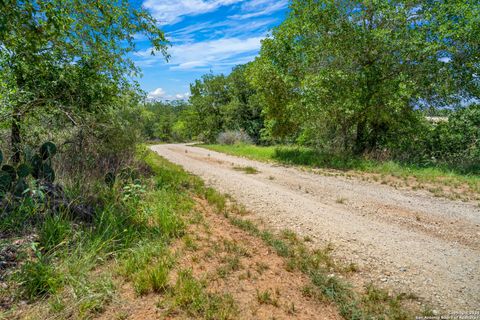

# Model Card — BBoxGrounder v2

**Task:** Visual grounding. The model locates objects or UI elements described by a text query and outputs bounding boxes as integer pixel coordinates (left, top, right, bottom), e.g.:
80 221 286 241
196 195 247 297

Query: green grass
256 289 279 307
226 211 419 320
169 269 237 319
0 147 204 319
201 144 480 197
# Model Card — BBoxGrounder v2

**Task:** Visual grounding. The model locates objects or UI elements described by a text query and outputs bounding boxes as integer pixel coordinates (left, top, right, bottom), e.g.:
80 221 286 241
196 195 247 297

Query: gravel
151 143 480 311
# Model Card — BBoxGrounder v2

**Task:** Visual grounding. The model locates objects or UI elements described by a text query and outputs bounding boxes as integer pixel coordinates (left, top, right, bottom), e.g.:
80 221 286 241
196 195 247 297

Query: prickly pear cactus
40 142 57 160
0 171 12 196
17 163 32 178
0 141 57 199
1 165 16 180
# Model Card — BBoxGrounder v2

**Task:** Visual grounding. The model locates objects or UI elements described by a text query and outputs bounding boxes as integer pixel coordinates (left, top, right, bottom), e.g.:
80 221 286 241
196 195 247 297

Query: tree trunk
11 109 21 164
355 118 367 155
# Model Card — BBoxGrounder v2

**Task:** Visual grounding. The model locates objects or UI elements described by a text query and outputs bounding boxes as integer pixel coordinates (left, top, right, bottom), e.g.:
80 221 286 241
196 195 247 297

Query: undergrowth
0 147 202 319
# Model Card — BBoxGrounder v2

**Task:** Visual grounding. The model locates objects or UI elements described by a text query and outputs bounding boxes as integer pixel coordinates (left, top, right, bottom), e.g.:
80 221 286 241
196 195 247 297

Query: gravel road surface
151 144 480 311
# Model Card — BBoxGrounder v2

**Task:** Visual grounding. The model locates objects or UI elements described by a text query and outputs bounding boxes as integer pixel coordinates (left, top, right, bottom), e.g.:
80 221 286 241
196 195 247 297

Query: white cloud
147 88 191 101
148 87 166 99
143 0 242 25
174 92 191 100
229 0 288 20
171 36 263 70
136 36 264 71
168 17 276 42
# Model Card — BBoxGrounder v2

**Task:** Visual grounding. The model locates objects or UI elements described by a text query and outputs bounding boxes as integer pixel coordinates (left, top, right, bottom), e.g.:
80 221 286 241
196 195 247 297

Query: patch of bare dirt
97 198 341 320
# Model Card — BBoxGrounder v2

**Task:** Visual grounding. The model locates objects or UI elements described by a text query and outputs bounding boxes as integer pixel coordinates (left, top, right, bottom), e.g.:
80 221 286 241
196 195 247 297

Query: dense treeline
139 65 265 143
154 0 479 173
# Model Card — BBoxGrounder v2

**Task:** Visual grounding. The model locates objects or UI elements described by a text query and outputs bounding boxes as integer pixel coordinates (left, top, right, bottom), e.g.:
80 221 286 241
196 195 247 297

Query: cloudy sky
132 0 289 100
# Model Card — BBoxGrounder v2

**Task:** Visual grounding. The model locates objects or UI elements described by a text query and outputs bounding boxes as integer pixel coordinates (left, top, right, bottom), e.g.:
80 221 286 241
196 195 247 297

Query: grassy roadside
1 147 423 319
0 147 220 319
201 144 480 201
203 190 426 320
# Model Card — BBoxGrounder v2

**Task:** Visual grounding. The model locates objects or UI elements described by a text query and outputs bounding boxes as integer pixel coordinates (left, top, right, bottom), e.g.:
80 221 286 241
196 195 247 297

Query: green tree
0 0 168 162
187 65 265 143
189 73 231 142
250 0 479 154
224 65 264 142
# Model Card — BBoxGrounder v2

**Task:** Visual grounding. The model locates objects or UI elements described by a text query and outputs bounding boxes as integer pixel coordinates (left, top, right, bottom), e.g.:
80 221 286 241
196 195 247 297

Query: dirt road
151 144 480 311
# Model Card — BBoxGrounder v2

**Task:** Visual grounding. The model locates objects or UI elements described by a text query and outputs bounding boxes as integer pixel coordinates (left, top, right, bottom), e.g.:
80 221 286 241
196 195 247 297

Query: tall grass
201 144 480 195
1 147 202 318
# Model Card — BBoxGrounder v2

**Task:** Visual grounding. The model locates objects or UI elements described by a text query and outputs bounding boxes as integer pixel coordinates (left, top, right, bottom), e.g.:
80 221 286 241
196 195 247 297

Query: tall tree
189 73 231 142
0 0 168 162
250 0 479 153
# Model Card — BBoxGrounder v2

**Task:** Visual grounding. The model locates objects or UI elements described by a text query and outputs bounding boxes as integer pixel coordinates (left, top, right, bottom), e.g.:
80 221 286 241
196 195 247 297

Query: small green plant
17 245 62 300
122 182 146 202
172 269 237 319
0 142 57 200
233 166 259 174
134 261 170 295
204 187 226 212
256 289 279 307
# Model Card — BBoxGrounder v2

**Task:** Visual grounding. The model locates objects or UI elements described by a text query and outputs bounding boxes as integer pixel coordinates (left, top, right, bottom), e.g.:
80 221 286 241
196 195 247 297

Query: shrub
427 104 480 172
216 130 253 145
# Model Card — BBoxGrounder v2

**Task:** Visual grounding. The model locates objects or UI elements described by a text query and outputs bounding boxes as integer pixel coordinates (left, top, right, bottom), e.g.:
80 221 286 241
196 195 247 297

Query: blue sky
132 0 289 100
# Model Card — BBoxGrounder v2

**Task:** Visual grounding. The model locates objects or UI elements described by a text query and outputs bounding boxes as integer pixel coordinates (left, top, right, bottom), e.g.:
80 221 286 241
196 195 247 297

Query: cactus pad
17 163 32 178
40 142 57 160
0 171 12 194
1 165 16 180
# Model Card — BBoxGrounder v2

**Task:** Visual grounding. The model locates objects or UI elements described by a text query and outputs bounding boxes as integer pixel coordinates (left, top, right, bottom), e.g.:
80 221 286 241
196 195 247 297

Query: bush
427 104 480 172
217 130 253 145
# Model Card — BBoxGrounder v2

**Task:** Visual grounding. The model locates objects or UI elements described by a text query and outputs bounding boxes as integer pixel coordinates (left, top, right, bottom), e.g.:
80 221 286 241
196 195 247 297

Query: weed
184 235 199 251
204 187 226 213
256 289 279 307
222 239 249 257
255 262 269 274
233 166 259 174
171 269 237 319
217 255 242 279
17 256 62 300
345 262 359 273
38 213 72 253
134 259 170 295
335 197 347 204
